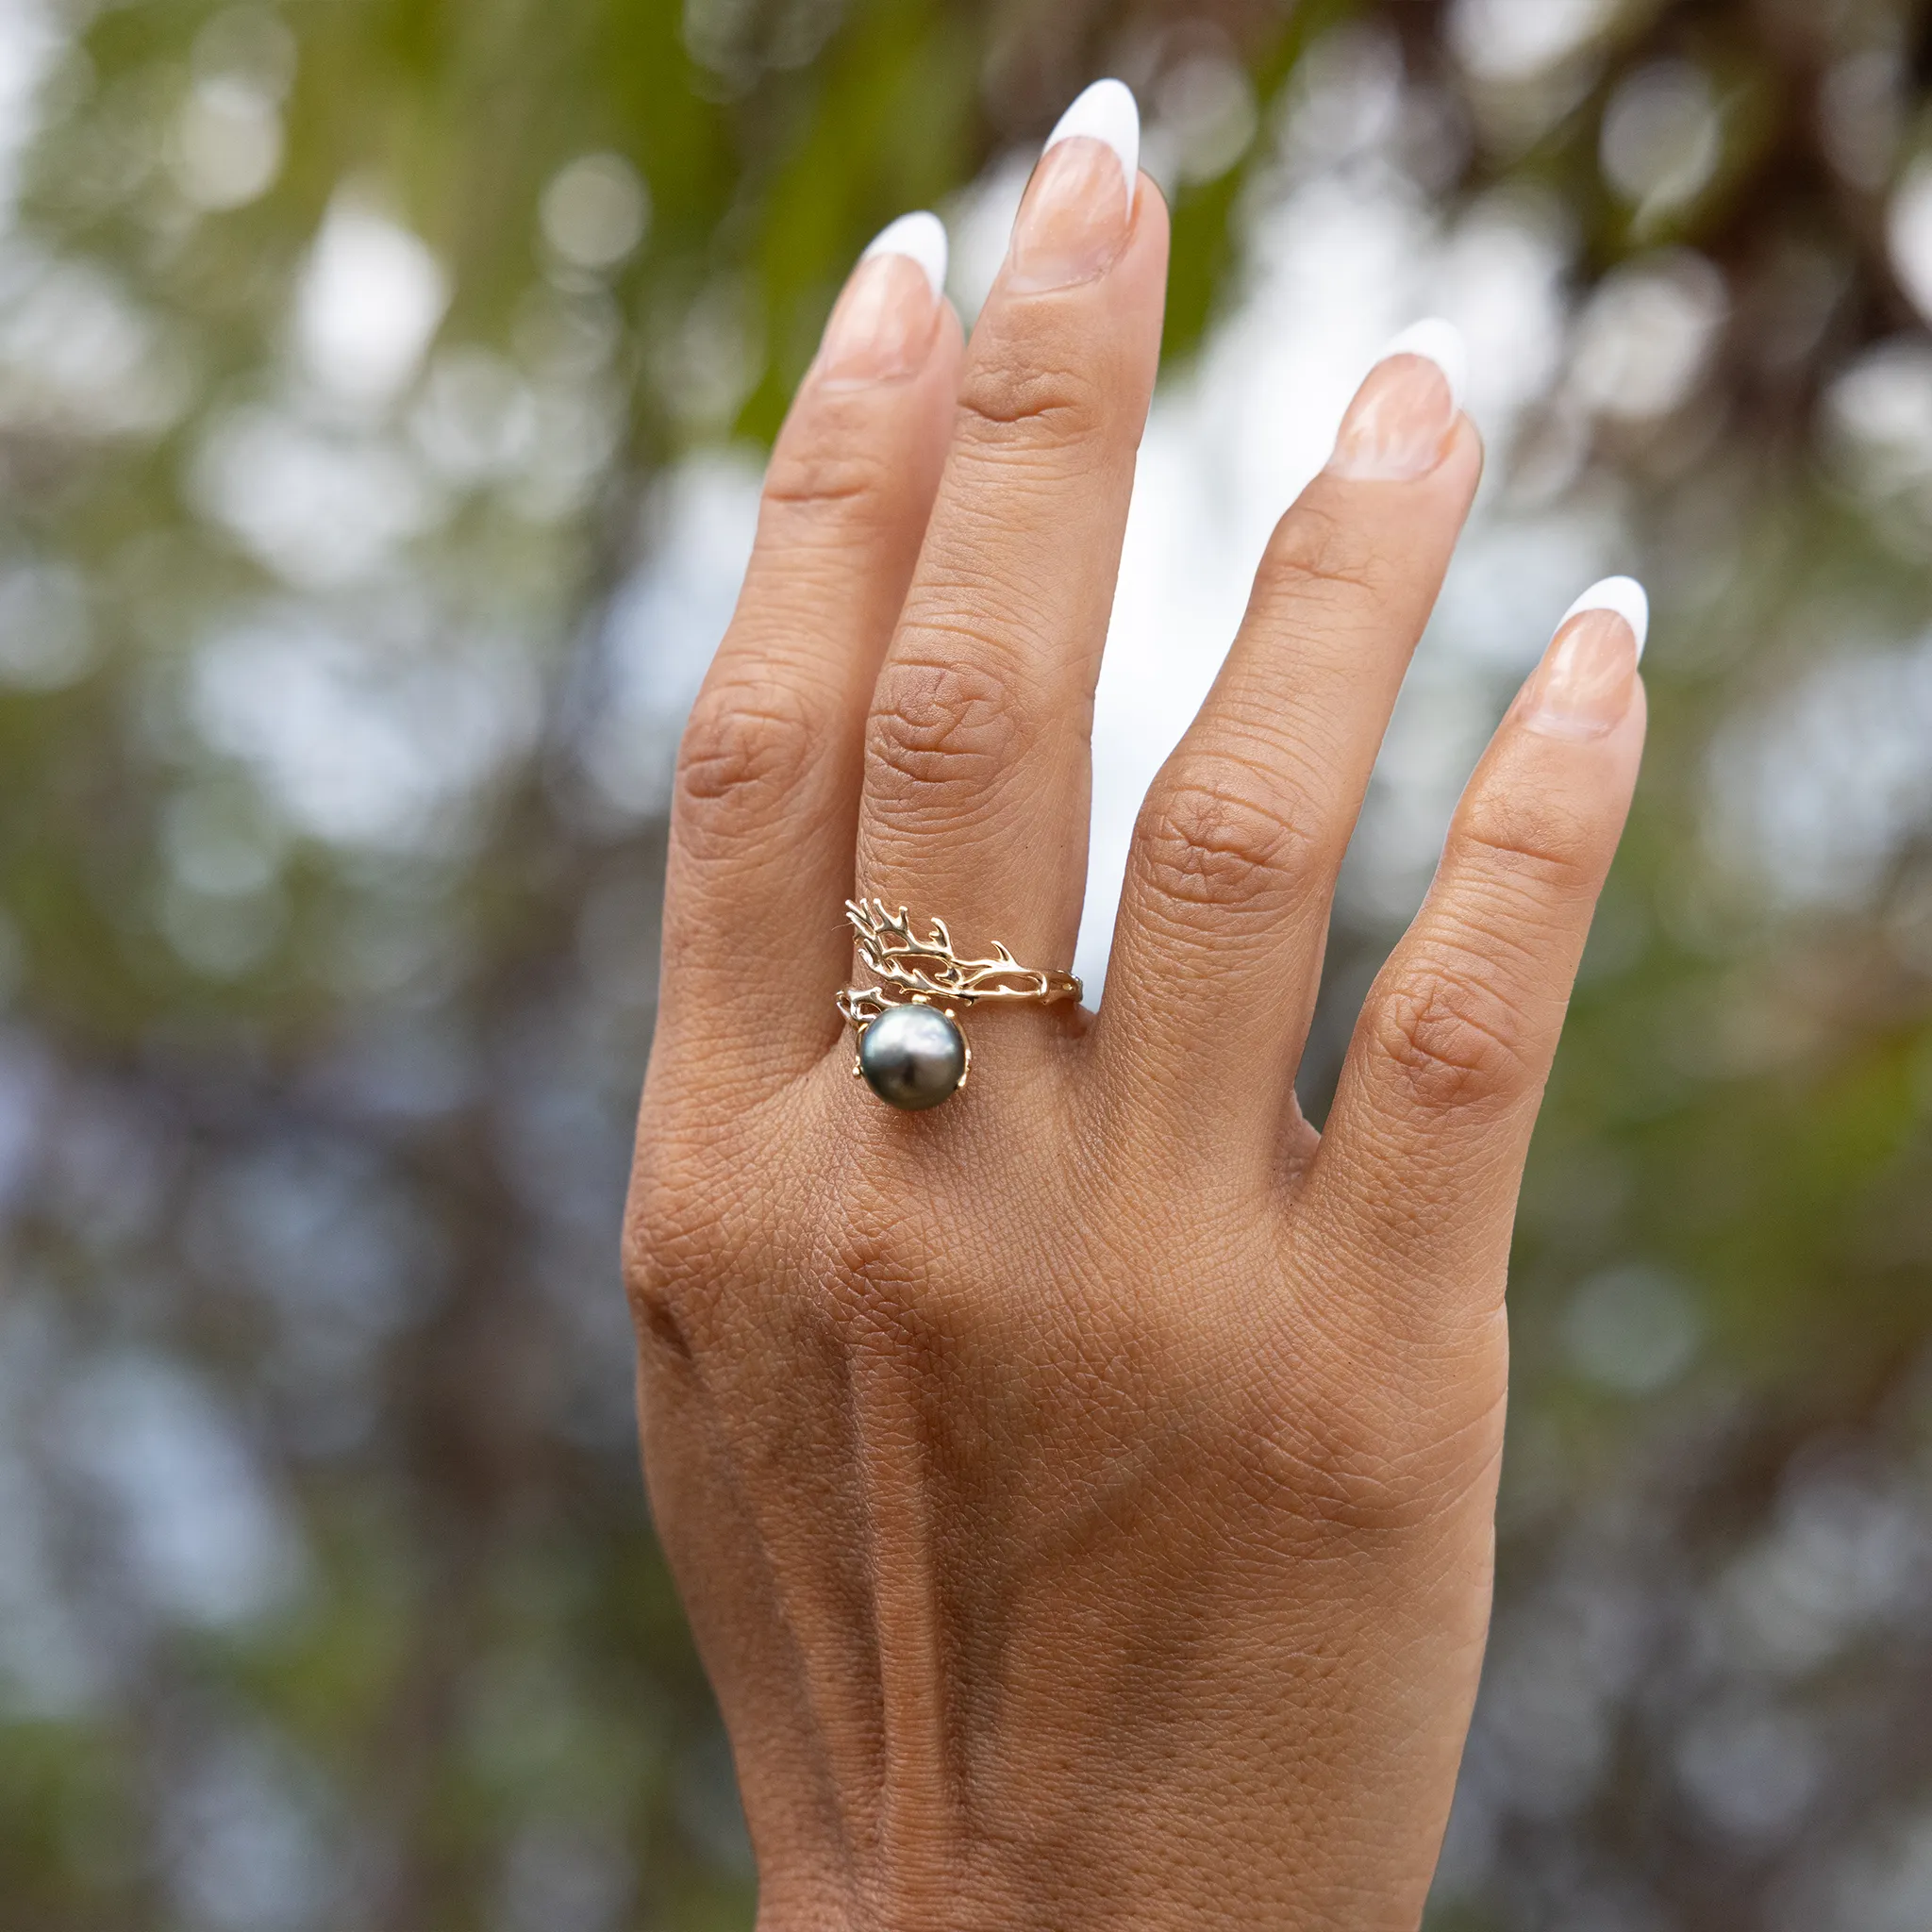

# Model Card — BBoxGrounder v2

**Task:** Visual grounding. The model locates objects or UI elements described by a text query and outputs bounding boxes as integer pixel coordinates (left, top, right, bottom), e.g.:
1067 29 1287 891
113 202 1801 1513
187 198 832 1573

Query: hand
626 80 1646 1932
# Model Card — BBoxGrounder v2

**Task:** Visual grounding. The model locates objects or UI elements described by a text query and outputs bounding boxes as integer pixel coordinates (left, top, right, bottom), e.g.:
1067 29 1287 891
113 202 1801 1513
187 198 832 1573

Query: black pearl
858 1005 967 1111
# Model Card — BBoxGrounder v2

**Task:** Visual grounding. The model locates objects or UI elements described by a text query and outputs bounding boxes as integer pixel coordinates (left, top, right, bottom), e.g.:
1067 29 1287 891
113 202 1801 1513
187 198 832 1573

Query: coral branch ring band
836 900 1082 1112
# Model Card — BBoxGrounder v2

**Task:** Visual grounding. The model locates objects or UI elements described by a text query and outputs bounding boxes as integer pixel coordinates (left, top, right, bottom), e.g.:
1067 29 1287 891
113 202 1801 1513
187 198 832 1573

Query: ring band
837 899 1081 1111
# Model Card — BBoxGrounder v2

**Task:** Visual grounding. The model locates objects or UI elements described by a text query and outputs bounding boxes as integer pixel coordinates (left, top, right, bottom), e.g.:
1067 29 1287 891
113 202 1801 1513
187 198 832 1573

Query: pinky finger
1304 579 1650 1339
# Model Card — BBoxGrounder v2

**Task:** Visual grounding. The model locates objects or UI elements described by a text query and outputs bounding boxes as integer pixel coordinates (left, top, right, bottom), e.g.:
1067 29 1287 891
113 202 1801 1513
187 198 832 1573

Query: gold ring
836 899 1081 1111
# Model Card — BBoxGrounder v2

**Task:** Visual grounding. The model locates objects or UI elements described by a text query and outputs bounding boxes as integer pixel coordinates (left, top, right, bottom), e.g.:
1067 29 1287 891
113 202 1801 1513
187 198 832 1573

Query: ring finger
1096 329 1483 1166
852 81 1169 1064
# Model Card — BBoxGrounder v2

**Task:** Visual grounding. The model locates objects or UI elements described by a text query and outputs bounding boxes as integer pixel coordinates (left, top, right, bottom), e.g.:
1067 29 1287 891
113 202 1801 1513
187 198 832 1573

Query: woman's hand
626 80 1646 1932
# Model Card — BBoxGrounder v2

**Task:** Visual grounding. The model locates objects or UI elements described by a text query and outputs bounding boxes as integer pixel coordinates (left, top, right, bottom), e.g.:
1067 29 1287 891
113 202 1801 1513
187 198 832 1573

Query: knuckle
1258 1376 1504 1541
1371 959 1539 1115
1255 502 1390 611
762 430 901 530
625 1246 696 1368
822 1185 1023 1364
623 1175 713 1365
1266 1419 1438 1540
1132 767 1332 934
674 674 822 848
1456 784 1604 904
828 1249 1013 1378
865 652 1027 822
956 326 1109 460
825 1262 945 1367
625 1133 795 1358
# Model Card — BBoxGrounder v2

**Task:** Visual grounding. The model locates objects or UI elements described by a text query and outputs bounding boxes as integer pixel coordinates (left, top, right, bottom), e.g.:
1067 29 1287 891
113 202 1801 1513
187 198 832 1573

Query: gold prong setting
838 902 1075 1111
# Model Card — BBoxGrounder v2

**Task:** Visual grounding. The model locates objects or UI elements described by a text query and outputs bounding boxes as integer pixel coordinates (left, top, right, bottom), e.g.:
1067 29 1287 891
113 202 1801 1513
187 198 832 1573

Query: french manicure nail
819 211 948 385
1006 78 1140 295
1328 320 1468 482
1522 577 1649 741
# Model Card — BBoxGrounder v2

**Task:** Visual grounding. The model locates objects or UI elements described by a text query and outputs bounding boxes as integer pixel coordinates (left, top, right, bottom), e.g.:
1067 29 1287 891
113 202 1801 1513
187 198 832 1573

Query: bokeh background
3 0 1932 1925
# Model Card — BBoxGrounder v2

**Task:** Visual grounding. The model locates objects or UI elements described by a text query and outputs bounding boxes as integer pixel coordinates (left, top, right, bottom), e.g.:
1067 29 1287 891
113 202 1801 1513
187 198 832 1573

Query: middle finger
854 81 1169 1050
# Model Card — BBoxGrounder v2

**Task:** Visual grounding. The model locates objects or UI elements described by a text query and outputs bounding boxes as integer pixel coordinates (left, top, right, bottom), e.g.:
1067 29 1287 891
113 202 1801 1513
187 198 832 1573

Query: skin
625 134 1646 1932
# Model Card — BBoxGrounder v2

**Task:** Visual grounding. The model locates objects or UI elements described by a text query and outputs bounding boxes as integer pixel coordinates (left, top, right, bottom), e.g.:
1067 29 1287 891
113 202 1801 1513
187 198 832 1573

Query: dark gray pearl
858 1005 967 1112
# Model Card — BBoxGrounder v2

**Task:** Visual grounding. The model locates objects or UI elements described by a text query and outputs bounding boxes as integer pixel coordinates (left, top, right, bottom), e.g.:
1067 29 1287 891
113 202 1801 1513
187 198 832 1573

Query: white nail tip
1380 319 1468 413
862 211 948 299
1044 77 1140 209
1561 576 1650 660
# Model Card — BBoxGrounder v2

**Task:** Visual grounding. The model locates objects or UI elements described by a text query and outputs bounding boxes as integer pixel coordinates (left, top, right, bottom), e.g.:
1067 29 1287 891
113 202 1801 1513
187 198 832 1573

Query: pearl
858 1005 967 1111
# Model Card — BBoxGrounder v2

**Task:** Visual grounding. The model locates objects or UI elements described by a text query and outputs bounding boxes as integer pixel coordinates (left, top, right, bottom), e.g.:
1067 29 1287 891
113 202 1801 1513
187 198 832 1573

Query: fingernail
818 211 948 385
1522 577 1649 741
1006 78 1140 295
1328 320 1468 482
